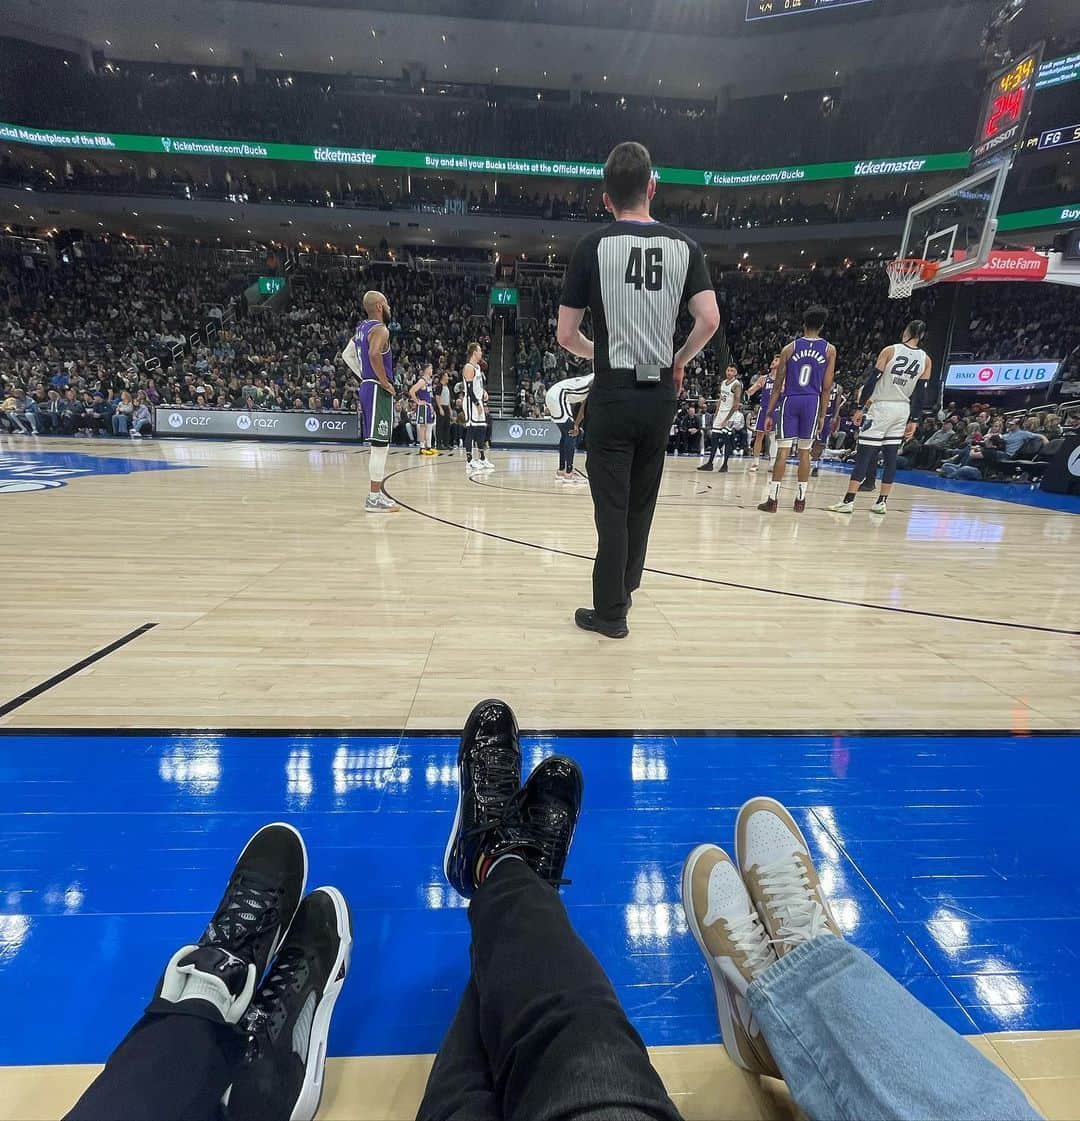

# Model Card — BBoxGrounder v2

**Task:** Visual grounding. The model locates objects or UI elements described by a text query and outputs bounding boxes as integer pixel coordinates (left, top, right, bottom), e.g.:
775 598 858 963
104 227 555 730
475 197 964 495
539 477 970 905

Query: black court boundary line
384 466 1080 637
1 726 1075 738
0 624 158 718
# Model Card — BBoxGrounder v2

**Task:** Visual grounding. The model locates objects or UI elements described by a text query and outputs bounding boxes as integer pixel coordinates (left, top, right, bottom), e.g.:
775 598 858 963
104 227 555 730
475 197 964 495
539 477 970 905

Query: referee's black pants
585 388 678 623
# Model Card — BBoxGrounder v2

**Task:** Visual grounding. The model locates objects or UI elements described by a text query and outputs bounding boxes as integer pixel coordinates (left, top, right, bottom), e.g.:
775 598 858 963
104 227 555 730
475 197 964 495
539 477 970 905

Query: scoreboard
746 0 873 21
971 45 1044 166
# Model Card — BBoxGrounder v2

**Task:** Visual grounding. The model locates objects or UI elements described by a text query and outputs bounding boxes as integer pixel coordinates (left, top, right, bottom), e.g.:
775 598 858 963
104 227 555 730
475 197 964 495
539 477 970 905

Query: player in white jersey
462 342 493 475
545 371 594 485
698 364 742 473
829 320 932 515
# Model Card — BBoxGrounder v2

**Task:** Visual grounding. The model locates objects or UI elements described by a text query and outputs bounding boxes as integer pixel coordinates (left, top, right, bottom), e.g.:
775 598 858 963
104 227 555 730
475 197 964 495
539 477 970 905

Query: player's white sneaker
476 459 495 472
748 461 758 472
735 797 842 958
681 845 780 1075
870 499 887 515
364 493 399 513
827 499 855 513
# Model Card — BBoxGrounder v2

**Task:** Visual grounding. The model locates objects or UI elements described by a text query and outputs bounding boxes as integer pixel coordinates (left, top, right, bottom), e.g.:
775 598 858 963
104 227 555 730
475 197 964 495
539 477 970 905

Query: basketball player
462 342 493 475
747 355 780 472
810 381 846 477
698 364 742 472
757 307 835 514
545 369 594 484
342 290 399 513
829 320 931 515
409 363 438 456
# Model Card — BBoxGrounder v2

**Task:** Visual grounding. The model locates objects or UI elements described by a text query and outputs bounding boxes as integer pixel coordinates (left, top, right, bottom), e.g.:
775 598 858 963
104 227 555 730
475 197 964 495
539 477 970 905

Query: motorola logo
236 414 252 430
305 416 320 432
1068 446 1080 478
508 423 524 439
168 413 184 428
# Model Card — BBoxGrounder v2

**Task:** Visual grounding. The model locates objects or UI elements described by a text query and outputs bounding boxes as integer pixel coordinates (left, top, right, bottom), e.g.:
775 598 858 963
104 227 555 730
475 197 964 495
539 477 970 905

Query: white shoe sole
290 886 353 1121
680 845 761 1074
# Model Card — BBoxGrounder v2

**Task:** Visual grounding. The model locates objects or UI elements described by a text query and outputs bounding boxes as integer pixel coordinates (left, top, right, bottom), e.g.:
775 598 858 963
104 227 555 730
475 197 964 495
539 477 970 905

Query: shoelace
523 800 573 888
722 908 776 978
206 875 281 962
755 854 832 952
241 947 305 1058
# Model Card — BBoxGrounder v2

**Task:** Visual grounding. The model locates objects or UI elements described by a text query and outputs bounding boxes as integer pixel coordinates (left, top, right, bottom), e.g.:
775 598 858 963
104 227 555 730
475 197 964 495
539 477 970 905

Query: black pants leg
65 1014 240 1121
705 432 720 466
470 859 680 1121
417 978 500 1121
558 420 576 473
586 391 675 622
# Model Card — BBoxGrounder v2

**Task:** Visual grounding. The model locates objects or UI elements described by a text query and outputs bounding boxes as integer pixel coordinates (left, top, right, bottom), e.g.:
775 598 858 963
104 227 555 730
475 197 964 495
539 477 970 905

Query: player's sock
796 482 807 501
842 489 858 504
876 493 887 504
768 481 781 501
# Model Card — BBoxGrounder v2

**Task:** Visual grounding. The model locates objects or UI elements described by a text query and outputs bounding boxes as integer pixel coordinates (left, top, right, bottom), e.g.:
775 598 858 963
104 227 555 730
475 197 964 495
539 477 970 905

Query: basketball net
885 258 939 299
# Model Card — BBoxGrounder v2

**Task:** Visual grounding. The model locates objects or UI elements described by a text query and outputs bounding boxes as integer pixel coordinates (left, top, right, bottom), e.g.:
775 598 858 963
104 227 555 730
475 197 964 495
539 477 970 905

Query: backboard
897 160 1012 287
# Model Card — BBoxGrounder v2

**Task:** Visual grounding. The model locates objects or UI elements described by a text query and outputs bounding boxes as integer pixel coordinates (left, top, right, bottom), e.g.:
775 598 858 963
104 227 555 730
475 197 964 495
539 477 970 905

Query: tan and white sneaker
680 845 780 1076
735 797 842 956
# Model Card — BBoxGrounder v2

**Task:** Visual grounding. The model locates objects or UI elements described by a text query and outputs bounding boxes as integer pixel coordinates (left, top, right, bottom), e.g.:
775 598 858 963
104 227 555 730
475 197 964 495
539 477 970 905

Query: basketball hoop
886 258 938 299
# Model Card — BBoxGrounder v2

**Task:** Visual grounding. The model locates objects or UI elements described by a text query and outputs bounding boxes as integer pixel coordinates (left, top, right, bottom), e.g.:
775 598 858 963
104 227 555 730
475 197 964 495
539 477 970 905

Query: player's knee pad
775 436 795 449
881 444 900 485
852 442 877 480
795 438 814 452
369 443 389 483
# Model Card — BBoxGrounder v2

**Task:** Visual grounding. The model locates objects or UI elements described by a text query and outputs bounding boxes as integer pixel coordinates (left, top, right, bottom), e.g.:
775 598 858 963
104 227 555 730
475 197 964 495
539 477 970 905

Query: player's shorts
775 394 818 448
416 403 435 426
755 403 778 432
859 401 910 447
359 381 393 446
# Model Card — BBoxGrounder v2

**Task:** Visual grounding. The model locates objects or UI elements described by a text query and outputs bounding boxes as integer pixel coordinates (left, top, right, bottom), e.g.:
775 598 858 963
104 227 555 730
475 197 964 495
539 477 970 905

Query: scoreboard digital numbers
746 0 873 21
971 44 1045 166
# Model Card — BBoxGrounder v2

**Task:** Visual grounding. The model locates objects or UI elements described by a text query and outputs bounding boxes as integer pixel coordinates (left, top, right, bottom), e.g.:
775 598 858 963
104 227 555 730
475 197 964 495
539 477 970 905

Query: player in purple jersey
757 306 835 514
341 289 399 513
747 354 781 473
409 362 438 457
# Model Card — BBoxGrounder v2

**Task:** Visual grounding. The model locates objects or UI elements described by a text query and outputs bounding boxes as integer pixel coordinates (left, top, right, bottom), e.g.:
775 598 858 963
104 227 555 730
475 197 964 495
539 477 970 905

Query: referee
557 141 720 638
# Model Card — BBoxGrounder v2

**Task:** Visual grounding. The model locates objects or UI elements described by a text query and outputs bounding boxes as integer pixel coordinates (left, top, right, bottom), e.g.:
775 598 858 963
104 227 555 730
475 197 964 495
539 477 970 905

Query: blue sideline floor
1 731 1077 1066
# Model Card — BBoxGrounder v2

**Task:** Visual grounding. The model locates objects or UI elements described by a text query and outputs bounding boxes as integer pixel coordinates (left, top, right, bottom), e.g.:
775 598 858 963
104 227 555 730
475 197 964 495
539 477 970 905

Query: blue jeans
112 413 129 436
940 462 982 480
750 937 1041 1121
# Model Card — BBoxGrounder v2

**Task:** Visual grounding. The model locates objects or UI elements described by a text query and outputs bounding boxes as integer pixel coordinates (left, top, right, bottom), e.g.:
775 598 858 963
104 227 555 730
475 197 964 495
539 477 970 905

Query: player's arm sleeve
560 237 593 309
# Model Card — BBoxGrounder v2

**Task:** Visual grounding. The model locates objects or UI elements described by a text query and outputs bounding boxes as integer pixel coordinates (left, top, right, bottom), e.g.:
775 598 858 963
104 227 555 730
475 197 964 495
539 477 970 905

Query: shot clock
971 44 1045 167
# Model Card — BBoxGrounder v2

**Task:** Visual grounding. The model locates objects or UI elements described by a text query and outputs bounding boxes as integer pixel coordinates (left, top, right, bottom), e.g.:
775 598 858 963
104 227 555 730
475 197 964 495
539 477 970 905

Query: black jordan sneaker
444 699 524 899
515 755 584 889
148 823 308 1026
225 888 353 1121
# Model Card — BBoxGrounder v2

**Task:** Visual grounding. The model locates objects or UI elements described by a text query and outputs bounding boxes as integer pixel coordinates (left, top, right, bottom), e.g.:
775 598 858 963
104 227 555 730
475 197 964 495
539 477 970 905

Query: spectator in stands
111 390 134 436
130 393 153 438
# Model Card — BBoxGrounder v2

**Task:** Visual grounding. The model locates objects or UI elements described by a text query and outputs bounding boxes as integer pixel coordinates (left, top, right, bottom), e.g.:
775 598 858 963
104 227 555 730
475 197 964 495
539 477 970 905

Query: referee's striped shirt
560 219 711 389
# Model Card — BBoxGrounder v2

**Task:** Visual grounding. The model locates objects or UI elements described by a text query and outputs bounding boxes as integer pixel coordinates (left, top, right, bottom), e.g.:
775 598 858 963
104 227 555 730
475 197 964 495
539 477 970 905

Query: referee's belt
596 366 674 389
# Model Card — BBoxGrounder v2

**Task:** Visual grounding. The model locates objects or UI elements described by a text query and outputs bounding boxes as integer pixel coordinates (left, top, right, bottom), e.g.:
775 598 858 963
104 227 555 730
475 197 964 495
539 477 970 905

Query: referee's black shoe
575 608 629 639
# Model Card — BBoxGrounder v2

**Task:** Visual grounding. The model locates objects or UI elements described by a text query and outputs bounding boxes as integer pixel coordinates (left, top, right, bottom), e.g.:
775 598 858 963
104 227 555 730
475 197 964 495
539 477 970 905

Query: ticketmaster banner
155 407 357 440
492 418 561 447
0 120 970 188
